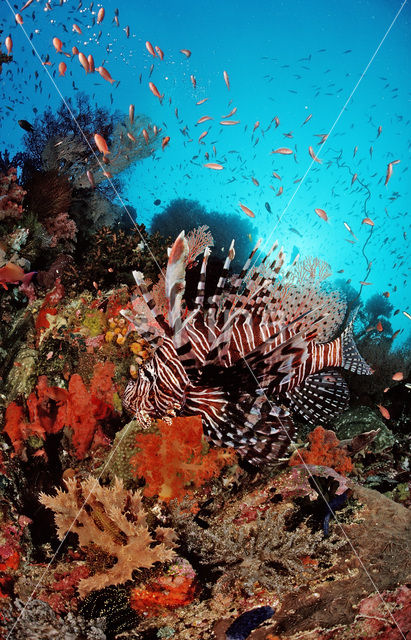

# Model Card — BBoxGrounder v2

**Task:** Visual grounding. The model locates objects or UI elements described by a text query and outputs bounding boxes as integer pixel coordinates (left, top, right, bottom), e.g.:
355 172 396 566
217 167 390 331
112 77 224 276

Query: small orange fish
351 173 357 185
223 70 230 90
149 81 163 99
271 148 293 155
315 208 328 221
220 120 240 126
272 172 281 180
392 372 403 381
377 404 390 420
190 74 196 89
196 98 208 105
392 329 400 339
376 321 383 332
362 218 374 226
197 116 213 124
239 202 255 218
72 23 82 34
309 146 322 163
385 159 400 186
145 41 156 56
353 145 358 157
277 186 283 196
155 46 164 60
253 121 260 132
129 104 134 125
251 177 259 186
302 113 312 126
404 311 411 320
52 37 63 53
58 61 67 76
103 170 112 178
94 133 110 155
72 45 79 55
0 261 34 289
96 66 115 83
87 54 95 73
87 170 95 188
180 49 191 57
360 281 372 286
274 116 280 128
78 52 89 73
222 107 237 118
15 13 23 25
198 130 208 142
377 125 382 137
97 7 105 23
204 163 223 170
5 36 12 54
162 136 170 150
127 132 136 142
382 291 390 298
124 25 130 38
142 129 149 144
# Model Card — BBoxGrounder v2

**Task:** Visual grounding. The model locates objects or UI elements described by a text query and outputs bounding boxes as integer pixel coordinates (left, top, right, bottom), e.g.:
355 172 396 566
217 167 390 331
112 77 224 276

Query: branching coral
181 501 345 597
131 415 237 502
289 426 353 475
39 476 177 597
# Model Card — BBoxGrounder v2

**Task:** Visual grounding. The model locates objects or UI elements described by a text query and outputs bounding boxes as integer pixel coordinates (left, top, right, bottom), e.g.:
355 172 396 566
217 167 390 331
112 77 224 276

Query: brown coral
39 476 177 597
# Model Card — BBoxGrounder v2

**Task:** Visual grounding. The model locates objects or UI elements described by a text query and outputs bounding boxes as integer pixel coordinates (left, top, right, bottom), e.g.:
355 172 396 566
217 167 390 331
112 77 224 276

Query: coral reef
39 476 177 597
131 415 237 502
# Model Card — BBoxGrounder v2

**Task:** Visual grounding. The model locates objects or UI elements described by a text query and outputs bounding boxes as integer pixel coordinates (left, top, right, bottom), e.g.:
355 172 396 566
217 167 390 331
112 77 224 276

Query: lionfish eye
144 368 154 383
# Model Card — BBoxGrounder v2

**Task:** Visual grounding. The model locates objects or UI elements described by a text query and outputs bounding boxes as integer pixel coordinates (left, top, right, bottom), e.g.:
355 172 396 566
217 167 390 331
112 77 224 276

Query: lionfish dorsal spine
213 239 236 321
131 270 170 334
194 246 211 309
165 230 189 347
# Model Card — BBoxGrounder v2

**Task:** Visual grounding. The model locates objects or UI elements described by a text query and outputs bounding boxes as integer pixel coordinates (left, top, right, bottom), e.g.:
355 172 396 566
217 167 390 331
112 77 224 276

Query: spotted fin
185 386 294 464
341 312 373 375
287 369 350 425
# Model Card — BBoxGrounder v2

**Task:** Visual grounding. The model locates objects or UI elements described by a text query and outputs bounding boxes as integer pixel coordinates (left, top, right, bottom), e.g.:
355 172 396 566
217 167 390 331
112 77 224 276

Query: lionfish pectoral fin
230 399 295 466
185 387 294 464
286 368 350 425
341 311 372 375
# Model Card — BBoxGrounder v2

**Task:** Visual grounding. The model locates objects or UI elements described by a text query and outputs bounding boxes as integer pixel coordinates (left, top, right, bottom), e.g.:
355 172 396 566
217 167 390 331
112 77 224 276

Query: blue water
1 0 410 339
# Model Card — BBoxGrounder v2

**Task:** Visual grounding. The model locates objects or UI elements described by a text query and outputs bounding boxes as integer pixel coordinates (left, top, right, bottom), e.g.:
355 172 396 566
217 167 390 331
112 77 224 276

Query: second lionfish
122 232 372 465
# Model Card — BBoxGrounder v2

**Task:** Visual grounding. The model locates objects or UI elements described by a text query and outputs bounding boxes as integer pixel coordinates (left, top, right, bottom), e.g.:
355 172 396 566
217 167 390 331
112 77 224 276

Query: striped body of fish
122 232 372 465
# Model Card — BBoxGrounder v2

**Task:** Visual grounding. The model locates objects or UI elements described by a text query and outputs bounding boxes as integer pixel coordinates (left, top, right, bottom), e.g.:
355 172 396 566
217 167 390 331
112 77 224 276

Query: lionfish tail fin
341 308 372 375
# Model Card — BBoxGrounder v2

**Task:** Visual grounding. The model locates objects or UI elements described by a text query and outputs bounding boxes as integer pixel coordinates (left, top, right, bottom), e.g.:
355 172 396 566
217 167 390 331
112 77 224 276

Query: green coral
6 346 38 401
82 310 106 337
333 406 395 452
99 417 154 488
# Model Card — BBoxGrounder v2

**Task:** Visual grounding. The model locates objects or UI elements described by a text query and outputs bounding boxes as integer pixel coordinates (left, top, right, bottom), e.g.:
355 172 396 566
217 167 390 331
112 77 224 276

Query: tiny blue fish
226 606 275 640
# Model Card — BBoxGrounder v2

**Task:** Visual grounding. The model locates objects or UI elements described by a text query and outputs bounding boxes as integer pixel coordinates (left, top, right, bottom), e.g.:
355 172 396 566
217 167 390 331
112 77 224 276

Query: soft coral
131 415 236 502
290 425 353 475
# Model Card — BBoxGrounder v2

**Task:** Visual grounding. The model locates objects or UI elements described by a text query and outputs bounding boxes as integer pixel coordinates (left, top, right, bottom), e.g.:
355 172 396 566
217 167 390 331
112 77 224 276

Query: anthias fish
122 232 372 465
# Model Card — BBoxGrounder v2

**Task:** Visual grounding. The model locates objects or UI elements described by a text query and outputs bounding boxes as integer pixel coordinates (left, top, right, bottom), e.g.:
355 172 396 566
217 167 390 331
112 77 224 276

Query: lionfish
122 232 372 465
